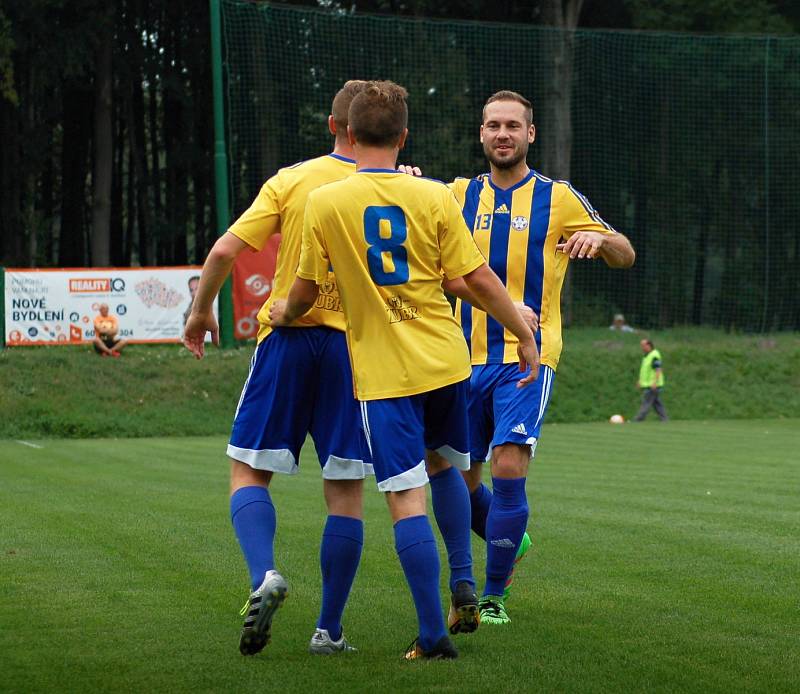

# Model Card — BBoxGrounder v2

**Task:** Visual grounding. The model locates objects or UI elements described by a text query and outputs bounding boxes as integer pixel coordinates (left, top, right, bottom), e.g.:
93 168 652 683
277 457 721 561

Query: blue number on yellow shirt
473 213 491 231
363 205 409 286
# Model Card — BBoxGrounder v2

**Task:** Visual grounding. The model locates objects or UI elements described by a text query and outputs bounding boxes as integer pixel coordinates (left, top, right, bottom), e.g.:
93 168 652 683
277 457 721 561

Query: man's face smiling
480 101 535 170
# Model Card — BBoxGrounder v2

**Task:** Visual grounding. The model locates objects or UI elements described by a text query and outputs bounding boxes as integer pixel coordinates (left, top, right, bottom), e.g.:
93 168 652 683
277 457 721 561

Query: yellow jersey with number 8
298 170 485 401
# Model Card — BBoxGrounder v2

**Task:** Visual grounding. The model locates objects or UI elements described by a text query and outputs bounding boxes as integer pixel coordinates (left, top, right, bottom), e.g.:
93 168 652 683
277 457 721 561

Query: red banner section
232 235 280 339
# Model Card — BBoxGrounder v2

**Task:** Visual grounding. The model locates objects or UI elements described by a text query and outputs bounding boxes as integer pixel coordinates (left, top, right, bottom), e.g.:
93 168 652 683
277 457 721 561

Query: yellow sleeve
439 189 486 280
557 183 617 238
227 175 283 250
297 196 330 284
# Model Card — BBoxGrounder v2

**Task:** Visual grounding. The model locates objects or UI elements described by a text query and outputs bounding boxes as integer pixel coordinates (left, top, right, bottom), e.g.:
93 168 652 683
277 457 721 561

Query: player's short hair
643 339 654 348
348 80 409 148
483 90 534 125
331 80 368 130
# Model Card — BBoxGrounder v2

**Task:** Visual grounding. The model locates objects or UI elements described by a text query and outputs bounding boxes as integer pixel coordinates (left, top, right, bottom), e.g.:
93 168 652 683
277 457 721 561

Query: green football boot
503 532 532 602
478 595 510 625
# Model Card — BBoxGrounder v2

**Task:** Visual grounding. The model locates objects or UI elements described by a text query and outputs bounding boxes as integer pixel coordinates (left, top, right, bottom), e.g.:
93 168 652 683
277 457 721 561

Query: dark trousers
634 388 668 421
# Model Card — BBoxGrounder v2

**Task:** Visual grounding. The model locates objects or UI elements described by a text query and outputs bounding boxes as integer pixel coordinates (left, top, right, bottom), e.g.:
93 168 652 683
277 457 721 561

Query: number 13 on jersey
363 205 409 286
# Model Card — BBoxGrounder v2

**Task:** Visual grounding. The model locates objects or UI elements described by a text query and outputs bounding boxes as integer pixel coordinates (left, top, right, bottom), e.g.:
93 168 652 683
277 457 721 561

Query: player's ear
328 115 337 136
480 123 485 143
397 128 408 150
347 125 356 147
528 123 536 144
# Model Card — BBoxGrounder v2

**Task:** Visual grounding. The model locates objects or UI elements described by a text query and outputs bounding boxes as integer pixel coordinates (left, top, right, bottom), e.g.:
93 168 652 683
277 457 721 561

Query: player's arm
183 231 254 358
184 178 282 358
461 264 540 385
442 277 539 333
557 230 635 268
554 185 635 268
269 278 319 326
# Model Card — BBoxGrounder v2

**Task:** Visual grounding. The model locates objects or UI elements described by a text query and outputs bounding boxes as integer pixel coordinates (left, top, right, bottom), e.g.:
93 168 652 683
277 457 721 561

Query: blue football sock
429 466 474 591
394 515 446 652
317 515 364 641
469 482 493 540
230 485 276 591
484 477 528 598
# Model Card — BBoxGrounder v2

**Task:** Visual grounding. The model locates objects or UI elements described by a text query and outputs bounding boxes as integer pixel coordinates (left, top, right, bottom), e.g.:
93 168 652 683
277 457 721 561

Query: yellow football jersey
298 169 485 400
228 153 356 342
451 170 618 370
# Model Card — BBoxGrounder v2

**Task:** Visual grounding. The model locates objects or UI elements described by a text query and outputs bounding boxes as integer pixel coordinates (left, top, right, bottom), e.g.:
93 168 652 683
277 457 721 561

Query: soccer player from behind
269 81 540 659
442 90 635 625
184 80 370 656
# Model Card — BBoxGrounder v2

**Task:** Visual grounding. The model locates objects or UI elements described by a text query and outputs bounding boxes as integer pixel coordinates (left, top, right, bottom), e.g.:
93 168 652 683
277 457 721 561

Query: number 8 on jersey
364 205 409 286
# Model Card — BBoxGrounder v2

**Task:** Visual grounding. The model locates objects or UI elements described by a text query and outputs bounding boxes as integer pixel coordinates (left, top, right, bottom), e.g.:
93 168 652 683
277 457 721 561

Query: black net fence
221 0 800 331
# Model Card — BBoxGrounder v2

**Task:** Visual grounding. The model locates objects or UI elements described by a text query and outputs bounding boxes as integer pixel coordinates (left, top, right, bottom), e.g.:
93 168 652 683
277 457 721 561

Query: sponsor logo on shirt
314 279 342 312
386 295 420 324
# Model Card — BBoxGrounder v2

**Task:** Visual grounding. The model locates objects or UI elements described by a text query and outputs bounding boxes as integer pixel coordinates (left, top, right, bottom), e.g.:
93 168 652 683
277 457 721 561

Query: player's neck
354 145 398 172
489 162 530 190
331 139 356 161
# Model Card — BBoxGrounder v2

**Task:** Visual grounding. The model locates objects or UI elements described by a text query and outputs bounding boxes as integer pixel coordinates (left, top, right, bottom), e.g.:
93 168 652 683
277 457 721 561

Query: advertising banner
232 235 280 340
4 266 215 346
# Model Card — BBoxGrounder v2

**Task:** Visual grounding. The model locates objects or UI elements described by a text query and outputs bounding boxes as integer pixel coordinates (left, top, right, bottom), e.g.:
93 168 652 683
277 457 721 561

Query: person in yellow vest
633 338 668 421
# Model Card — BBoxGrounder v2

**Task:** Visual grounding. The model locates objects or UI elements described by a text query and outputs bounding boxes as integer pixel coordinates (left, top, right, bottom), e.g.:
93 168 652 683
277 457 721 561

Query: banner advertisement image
232 235 279 340
4 267 216 346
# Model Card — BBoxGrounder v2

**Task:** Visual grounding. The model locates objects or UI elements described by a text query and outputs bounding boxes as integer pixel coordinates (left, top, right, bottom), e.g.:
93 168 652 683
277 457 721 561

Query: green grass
0 343 248 438
2 420 798 693
2 328 799 438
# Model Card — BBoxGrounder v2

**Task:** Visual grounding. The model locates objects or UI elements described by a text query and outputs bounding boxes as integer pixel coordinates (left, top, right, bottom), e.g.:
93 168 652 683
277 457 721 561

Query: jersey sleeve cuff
443 257 485 281
296 268 324 283
228 227 264 251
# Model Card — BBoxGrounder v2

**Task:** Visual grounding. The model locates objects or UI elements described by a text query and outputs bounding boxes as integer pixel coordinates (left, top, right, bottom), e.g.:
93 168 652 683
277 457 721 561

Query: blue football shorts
468 363 556 462
359 379 470 492
227 326 371 480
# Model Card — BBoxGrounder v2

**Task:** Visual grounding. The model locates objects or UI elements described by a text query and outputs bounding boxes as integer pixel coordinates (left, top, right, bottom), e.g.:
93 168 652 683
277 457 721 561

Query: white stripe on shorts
534 367 553 431
377 460 429 493
434 445 470 471
226 444 298 474
322 455 374 480
359 401 373 458
233 348 259 419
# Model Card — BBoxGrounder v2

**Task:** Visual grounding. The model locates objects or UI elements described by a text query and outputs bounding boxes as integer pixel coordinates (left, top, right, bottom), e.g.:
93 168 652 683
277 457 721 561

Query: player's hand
514 302 539 333
268 299 290 327
183 310 219 360
397 164 422 177
516 339 540 387
557 231 607 260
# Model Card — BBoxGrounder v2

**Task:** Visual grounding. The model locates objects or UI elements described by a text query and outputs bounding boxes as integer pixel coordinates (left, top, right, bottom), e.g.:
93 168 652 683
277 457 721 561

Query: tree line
1 1 797 329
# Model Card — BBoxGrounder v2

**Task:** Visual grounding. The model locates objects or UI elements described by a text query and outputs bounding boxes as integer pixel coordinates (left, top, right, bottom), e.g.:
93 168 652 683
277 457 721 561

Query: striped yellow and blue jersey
298 170 485 401
451 170 617 370
228 153 356 343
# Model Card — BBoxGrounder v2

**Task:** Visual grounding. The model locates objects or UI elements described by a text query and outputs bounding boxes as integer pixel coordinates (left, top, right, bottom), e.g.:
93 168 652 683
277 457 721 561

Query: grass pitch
1 420 798 693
